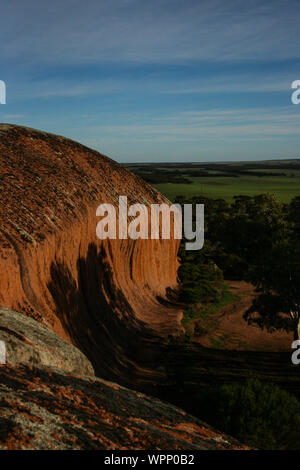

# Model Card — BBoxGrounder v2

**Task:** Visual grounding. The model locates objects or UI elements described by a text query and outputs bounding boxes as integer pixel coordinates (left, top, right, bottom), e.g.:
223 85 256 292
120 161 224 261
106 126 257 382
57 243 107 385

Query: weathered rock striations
0 124 181 383
0 124 249 450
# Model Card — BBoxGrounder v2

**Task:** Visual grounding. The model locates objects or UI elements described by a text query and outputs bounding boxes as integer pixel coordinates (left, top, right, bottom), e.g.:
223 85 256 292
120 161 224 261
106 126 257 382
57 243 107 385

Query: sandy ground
194 281 292 352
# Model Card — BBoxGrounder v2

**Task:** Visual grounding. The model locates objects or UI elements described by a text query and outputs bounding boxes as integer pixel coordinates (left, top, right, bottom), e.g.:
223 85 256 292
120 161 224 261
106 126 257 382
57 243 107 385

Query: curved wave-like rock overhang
0 124 182 385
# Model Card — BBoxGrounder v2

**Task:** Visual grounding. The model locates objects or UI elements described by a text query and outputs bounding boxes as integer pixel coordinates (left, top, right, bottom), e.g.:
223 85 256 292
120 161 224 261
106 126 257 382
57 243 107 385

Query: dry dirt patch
194 281 292 352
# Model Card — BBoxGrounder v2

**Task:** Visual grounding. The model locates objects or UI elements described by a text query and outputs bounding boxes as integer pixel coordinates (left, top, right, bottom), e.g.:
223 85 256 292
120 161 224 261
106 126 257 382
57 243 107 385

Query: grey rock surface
0 308 94 376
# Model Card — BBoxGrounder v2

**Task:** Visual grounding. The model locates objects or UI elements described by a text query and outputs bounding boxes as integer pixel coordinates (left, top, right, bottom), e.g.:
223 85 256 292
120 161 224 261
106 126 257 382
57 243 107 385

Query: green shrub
178 262 223 304
201 379 300 449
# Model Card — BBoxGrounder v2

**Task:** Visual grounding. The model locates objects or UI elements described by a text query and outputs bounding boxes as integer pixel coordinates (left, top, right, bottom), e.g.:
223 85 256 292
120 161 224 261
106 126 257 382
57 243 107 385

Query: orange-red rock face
0 124 182 383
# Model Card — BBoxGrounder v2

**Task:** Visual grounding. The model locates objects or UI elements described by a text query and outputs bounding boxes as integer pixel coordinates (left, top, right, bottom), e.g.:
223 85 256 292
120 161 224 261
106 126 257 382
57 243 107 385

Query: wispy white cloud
1 0 300 65
18 105 299 161
8 71 295 102
1 0 299 162
163 77 292 94
61 106 300 145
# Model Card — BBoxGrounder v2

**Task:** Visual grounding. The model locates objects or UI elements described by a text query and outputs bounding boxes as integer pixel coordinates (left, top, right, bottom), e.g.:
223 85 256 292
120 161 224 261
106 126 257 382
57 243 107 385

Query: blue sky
0 0 300 162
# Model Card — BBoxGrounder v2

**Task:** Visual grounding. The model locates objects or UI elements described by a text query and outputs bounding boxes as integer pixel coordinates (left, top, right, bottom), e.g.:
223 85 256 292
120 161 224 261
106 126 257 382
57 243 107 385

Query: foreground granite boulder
0 308 94 376
0 362 248 450
0 308 248 450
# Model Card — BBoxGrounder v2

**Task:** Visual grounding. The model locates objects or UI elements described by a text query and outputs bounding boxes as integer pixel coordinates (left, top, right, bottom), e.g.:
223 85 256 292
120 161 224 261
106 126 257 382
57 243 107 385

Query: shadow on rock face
47 243 162 386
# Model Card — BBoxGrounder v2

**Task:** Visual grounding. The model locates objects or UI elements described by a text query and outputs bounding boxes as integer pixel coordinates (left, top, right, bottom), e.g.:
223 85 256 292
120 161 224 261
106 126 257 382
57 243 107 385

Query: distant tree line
131 169 192 184
129 165 295 184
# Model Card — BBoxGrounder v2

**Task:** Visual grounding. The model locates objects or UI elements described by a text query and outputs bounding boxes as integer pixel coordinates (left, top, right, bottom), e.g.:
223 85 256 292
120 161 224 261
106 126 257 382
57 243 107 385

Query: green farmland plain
153 175 300 202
